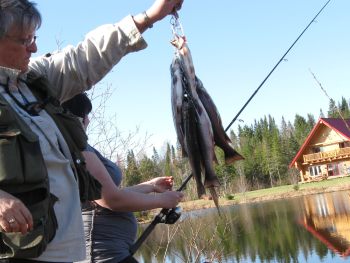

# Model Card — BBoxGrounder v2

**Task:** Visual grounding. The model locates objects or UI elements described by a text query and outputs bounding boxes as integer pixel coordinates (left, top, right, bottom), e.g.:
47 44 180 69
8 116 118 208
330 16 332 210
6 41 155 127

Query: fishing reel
160 206 182 225
165 206 182 224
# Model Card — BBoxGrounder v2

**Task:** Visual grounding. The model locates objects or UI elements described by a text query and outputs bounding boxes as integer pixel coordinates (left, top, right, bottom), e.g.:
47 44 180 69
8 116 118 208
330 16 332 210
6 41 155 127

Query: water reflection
299 191 350 258
135 191 350 263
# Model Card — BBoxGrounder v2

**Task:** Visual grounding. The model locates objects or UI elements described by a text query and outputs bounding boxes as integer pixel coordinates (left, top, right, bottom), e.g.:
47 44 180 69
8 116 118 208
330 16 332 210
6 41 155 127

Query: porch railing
303 147 350 163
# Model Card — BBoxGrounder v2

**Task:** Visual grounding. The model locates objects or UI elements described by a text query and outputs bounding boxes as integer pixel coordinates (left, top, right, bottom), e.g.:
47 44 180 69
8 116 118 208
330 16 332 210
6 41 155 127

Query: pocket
0 101 47 185
1 221 45 255
0 191 58 258
0 103 17 130
0 129 47 185
0 129 24 184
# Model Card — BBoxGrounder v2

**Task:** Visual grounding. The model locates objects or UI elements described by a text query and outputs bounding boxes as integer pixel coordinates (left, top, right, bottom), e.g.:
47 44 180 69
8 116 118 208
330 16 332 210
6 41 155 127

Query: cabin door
327 163 340 177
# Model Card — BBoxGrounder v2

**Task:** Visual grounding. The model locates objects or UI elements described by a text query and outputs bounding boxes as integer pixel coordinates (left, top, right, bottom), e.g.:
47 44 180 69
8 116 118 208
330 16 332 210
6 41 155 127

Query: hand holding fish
133 0 184 32
148 176 174 193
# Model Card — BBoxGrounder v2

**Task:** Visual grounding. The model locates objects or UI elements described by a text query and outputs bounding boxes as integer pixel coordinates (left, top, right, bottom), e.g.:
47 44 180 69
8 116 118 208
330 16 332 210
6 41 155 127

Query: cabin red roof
289 118 350 168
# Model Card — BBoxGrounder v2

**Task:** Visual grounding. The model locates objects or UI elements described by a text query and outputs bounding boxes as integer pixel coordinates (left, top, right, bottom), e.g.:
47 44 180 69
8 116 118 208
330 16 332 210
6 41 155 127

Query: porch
303 147 350 164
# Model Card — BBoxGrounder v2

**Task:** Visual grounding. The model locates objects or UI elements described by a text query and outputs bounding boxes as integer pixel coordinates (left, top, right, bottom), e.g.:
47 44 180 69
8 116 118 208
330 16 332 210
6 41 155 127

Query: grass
179 176 350 212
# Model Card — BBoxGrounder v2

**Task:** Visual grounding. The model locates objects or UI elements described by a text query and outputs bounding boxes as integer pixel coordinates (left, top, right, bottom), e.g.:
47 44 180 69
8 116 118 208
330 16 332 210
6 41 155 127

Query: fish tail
208 187 221 216
223 147 244 165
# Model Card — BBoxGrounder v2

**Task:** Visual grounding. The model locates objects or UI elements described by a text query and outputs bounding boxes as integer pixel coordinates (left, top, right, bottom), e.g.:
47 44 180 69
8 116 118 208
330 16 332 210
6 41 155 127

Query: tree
138 155 160 182
327 98 337 117
293 114 313 147
280 117 299 183
125 150 141 186
164 143 173 177
338 96 350 118
152 147 160 164
319 109 325 118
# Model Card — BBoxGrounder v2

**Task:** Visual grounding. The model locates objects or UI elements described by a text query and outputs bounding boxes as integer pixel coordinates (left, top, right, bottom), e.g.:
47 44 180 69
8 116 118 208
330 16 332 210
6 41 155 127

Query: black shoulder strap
25 71 60 107
25 72 102 202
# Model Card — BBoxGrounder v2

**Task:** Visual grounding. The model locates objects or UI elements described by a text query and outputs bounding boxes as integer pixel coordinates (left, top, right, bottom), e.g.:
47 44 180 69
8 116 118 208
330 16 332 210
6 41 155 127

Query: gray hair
0 0 41 39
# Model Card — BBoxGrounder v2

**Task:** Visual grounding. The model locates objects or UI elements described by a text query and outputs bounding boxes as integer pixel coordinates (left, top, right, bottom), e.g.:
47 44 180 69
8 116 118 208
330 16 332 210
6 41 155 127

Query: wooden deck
303 147 350 164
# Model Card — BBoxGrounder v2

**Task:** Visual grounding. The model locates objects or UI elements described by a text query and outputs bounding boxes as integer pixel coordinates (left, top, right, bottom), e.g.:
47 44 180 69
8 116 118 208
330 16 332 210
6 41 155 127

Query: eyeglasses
5 35 37 47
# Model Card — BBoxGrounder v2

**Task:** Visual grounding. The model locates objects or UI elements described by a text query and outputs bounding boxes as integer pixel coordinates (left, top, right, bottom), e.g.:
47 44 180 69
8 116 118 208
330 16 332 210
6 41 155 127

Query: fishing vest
0 72 102 259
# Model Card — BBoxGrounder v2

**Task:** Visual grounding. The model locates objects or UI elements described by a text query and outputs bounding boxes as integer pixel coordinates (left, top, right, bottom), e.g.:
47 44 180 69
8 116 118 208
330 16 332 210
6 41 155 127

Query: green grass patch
233 176 350 202
180 176 350 212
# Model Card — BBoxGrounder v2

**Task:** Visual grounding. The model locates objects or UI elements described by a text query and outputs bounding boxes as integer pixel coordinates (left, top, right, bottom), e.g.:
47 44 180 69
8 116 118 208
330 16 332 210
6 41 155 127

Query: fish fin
208 187 221 216
224 151 245 165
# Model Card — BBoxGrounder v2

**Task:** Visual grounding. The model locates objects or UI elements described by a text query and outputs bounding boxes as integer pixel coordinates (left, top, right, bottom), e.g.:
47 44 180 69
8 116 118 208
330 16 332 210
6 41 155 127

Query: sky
32 0 350 156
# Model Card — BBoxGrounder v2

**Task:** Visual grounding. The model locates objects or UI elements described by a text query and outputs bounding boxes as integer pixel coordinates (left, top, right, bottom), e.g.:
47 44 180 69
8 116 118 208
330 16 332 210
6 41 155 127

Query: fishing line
179 0 333 193
129 1 333 255
224 0 332 132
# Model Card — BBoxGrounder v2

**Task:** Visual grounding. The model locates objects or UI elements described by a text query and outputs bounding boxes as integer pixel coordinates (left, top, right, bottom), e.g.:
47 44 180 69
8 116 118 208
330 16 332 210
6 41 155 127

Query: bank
179 176 350 212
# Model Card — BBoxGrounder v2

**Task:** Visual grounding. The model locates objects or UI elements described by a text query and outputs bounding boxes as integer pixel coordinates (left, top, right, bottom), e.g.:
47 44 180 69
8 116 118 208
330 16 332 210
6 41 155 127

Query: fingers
174 0 184 11
7 218 20 233
156 177 173 191
177 192 184 202
0 195 33 234
0 212 33 234
172 192 183 207
0 217 19 233
148 0 184 22
171 191 184 204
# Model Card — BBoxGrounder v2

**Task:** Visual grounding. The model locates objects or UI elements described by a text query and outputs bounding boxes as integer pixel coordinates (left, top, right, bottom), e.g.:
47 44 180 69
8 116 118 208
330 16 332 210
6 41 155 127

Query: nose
26 41 37 53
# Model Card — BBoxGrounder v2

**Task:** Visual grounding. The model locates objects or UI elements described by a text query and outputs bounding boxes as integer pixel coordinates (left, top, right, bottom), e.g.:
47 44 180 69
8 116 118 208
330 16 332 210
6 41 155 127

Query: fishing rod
225 0 332 132
128 172 190 256
174 0 333 197
128 0 332 257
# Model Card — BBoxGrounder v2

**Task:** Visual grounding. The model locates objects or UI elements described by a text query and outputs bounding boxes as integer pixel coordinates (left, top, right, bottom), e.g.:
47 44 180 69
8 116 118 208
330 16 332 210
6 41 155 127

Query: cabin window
312 146 325 153
308 165 322 177
327 163 340 176
312 147 320 153
339 141 350 148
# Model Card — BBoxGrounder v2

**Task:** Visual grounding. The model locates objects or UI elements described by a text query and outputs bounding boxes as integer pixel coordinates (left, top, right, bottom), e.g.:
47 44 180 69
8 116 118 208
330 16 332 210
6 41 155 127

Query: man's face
0 27 37 73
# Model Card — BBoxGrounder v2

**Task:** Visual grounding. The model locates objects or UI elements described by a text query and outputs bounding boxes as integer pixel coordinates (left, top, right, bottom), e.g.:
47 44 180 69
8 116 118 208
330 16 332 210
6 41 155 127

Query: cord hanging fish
170 32 243 212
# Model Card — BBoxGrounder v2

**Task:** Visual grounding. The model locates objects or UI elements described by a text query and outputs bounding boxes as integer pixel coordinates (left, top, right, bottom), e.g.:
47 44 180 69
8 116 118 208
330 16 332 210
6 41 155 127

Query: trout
196 77 244 164
170 35 243 212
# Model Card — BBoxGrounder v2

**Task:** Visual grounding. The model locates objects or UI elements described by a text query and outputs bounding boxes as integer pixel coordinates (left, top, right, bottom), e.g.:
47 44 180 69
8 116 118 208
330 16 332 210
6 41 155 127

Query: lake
135 190 350 263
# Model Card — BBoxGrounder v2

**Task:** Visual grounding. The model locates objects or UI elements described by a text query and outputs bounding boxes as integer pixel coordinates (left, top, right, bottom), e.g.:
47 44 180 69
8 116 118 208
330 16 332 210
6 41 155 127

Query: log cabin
290 118 350 182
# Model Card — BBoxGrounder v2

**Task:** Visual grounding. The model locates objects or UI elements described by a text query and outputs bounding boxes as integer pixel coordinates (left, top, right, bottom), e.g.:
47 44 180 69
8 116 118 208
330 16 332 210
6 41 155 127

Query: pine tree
164 143 173 177
338 97 350 118
319 109 325 118
293 114 312 147
125 150 141 186
327 99 337 117
138 155 160 182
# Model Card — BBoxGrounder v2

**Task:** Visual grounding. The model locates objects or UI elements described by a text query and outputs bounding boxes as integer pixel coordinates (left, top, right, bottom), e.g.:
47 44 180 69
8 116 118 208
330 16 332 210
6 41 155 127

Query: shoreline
179 183 350 212
138 178 350 223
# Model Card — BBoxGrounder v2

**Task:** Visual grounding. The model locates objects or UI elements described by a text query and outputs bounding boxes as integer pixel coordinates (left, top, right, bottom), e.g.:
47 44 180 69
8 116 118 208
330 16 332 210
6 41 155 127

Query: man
0 0 184 262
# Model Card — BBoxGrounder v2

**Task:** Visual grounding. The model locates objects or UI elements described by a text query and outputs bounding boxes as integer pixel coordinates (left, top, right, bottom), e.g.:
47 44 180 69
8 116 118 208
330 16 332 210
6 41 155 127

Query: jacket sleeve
28 15 147 102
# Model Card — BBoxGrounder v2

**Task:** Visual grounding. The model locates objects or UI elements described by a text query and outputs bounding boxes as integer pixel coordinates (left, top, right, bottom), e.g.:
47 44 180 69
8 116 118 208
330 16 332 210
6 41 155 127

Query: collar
0 66 28 91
